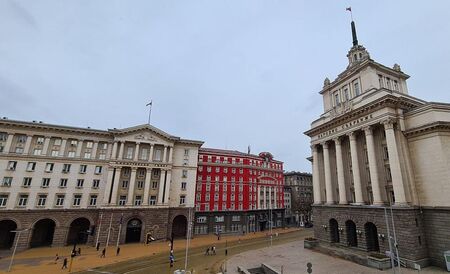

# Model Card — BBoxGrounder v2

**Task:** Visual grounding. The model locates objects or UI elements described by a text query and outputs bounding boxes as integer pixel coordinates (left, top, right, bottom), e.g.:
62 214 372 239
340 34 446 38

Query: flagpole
116 213 124 248
95 213 103 248
106 213 113 247
146 100 152 125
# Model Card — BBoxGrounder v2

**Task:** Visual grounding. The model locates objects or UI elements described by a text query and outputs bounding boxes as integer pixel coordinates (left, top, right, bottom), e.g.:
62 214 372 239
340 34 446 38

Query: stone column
23 135 33 155
383 120 407 205
322 142 334 204
348 132 364 205
111 142 118 160
157 170 166 204
163 146 167 163
257 186 261 209
3 133 14 153
126 168 138 206
59 139 67 157
311 145 323 204
164 170 172 204
263 186 267 209
110 167 122 205
91 141 98 160
75 140 83 158
364 126 383 205
134 142 140 161
143 168 152 205
103 167 115 204
42 137 51 156
149 144 154 162
334 137 347 204
168 146 174 163
268 186 272 209
118 141 125 160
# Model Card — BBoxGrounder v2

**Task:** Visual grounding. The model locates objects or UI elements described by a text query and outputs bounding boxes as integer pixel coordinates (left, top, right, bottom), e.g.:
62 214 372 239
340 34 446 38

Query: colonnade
311 119 407 206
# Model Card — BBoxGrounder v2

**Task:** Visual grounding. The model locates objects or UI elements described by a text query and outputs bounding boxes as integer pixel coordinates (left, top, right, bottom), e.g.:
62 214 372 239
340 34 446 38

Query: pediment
110 124 179 145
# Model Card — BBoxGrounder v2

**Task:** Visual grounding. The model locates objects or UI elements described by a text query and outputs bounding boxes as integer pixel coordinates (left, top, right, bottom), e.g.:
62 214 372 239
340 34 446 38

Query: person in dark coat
62 258 68 269
101 248 106 258
116 246 120 256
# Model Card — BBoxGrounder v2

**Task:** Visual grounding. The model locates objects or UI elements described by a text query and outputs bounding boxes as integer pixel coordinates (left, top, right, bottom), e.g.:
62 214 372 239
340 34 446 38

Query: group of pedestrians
204 245 216 256
56 244 122 270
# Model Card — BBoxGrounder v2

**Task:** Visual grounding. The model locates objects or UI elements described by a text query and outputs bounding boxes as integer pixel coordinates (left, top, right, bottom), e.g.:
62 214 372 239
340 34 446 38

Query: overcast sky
1 1 449 172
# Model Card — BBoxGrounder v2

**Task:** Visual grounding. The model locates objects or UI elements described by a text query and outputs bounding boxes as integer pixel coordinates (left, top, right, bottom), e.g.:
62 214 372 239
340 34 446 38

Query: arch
30 219 56 248
345 220 357 247
172 215 187 238
66 217 91 245
0 220 17 249
364 222 380 252
329 218 339 243
126 218 142 243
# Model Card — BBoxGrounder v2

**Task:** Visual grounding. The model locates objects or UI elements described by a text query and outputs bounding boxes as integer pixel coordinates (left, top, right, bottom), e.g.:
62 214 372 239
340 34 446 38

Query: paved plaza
227 240 448 274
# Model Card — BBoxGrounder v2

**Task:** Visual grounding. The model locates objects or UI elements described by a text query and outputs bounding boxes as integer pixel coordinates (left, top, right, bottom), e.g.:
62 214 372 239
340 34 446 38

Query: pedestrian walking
55 253 60 264
212 245 216 255
205 247 210 255
169 254 174 268
77 247 81 256
116 246 120 256
61 258 68 269
96 242 100 251
101 248 106 258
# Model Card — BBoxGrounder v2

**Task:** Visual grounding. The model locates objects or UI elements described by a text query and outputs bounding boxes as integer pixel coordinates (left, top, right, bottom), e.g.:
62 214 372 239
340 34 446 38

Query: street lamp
8 228 30 272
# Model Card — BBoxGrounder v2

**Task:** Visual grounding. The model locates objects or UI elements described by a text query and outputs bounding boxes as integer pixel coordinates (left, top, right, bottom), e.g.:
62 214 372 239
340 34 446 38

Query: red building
194 148 285 235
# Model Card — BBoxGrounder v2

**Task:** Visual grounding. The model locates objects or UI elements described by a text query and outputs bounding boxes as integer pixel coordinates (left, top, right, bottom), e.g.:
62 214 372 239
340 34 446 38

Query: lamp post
8 228 29 272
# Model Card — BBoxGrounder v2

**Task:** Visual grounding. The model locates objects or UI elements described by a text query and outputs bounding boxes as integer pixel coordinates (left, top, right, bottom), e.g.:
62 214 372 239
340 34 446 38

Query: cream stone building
305 20 450 268
0 119 202 250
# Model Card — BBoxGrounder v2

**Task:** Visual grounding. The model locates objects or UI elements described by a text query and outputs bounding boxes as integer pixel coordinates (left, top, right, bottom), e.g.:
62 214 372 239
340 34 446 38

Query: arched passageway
365 222 380 252
126 218 142 243
67 218 91 245
346 220 357 247
172 215 187 238
30 219 56 248
329 219 339 243
0 220 17 249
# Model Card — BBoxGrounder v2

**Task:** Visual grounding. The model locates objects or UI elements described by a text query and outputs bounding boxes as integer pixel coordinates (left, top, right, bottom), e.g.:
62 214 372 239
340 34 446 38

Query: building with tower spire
305 18 450 269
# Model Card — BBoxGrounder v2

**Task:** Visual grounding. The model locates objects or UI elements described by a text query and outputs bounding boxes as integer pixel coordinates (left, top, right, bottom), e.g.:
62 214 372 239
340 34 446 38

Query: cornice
404 121 450 138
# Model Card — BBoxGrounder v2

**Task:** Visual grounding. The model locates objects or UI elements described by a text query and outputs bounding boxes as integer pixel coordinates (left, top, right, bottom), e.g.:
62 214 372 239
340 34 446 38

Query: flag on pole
146 100 152 107
346 7 351 12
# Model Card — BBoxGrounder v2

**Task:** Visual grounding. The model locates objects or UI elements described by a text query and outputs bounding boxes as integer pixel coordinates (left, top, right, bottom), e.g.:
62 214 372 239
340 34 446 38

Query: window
393 80 398 91
378 74 384 88
196 216 207 223
121 180 129 188
215 216 224 222
70 140 78 147
92 179 100 188
182 170 188 178
0 133 7 141
17 135 27 143
83 152 91 159
386 77 391 89
224 168 228 173
7 161 17 171
37 194 47 207
59 178 68 188
95 166 103 174
33 149 42 155
184 149 189 156
134 180 142 189
119 196 127 206
154 149 162 161
23 177 32 187
51 150 59 156
18 194 28 207
383 146 389 160
153 169 160 177
232 215 240 222
54 138 62 146
89 195 97 206
149 196 157 205
68 151 75 158
0 194 8 207
152 181 158 189
41 178 50 188
179 195 186 205
344 88 350 101
354 82 360 96
62 164 71 173
135 196 142 206
181 182 187 190
126 147 133 159
2 177 12 187
76 179 84 188
79 165 87 173
86 141 93 148
73 195 82 206
141 148 148 160
55 194 65 206
99 152 106 160
45 163 54 172
334 92 340 106
15 147 24 154
198 166 203 172
207 167 211 173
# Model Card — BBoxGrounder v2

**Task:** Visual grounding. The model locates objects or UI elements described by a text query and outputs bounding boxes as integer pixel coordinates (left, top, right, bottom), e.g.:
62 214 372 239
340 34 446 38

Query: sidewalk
0 227 300 274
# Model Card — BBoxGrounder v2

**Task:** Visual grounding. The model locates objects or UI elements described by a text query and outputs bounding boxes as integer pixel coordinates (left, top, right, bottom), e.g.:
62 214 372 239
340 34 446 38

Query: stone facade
304 19 450 269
